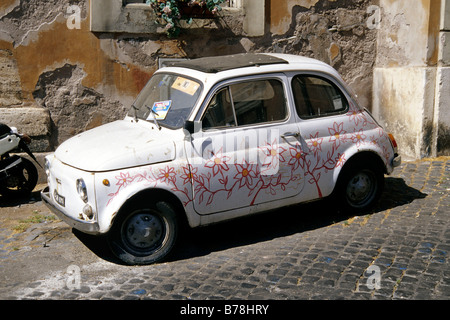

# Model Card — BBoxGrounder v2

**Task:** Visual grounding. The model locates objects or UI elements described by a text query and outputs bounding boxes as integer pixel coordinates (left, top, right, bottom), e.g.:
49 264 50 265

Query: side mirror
184 120 202 134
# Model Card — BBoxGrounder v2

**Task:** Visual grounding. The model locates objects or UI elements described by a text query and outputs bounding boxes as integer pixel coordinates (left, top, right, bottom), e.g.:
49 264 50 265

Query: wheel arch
329 150 386 212
332 150 386 194
112 187 190 231
345 150 386 173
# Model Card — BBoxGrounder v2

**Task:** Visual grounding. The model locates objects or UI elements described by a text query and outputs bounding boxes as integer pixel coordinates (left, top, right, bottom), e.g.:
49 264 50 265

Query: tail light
388 133 398 153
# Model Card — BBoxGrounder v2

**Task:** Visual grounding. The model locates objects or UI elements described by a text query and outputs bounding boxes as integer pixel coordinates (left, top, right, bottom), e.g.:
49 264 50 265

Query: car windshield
129 73 202 129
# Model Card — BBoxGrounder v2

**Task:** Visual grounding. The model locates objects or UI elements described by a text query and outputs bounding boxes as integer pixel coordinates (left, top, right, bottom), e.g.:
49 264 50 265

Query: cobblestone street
0 157 449 302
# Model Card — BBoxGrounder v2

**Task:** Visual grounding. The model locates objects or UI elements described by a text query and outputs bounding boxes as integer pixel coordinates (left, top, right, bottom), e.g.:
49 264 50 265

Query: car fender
94 164 199 233
332 144 389 189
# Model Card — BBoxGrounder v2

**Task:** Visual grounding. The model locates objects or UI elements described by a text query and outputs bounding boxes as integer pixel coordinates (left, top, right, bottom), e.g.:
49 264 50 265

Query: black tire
336 162 384 213
107 201 178 265
0 157 38 197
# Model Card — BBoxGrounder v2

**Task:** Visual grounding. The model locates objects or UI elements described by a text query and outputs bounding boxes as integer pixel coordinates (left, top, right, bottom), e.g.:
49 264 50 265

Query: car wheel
107 201 178 265
337 163 384 213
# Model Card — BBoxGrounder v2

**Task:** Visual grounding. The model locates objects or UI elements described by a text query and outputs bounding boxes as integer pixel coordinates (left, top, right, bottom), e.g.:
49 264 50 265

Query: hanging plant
146 0 227 38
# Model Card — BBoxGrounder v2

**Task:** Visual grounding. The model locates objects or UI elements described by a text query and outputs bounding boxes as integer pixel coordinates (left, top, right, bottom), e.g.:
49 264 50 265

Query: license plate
54 190 66 207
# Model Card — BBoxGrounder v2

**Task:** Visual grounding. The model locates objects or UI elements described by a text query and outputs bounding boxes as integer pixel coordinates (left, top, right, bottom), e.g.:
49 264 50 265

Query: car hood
55 120 178 172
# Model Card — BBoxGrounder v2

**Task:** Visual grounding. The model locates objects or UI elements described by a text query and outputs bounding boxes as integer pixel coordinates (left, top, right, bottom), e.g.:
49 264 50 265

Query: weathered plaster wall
373 0 449 159
435 67 450 156
0 0 379 152
0 45 22 107
264 0 379 108
0 0 155 149
435 0 450 156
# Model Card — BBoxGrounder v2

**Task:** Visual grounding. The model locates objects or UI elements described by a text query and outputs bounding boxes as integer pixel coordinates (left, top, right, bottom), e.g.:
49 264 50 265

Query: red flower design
234 161 257 189
180 164 198 185
205 148 230 176
335 153 346 168
158 166 176 184
307 132 323 156
347 102 367 126
288 144 304 170
351 129 366 147
115 172 133 188
260 139 286 173
328 122 347 148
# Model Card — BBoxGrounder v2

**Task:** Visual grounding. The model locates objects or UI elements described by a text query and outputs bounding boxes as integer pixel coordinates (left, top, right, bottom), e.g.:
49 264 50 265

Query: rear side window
292 75 348 119
202 79 287 129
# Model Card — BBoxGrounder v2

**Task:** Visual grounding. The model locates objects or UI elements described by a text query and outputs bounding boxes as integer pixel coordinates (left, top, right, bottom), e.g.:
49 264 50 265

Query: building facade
0 0 448 159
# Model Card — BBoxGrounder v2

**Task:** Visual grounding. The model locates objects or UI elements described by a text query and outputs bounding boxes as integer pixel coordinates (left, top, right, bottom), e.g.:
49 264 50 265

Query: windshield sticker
147 100 172 121
172 77 200 96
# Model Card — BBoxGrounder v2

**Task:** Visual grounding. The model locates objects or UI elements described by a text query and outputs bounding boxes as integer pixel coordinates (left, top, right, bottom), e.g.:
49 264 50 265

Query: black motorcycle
0 123 40 197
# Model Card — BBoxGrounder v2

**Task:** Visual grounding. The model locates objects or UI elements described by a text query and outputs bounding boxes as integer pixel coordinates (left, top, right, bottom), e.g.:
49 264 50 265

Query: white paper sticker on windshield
172 77 200 96
147 100 172 121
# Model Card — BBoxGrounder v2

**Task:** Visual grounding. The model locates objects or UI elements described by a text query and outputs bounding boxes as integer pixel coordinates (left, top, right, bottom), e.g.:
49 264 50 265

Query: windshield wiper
146 105 161 131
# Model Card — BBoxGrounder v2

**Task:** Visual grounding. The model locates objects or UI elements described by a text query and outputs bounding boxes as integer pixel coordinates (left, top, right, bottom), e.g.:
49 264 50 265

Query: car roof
161 53 337 79
165 53 332 73
166 53 289 73
156 53 348 100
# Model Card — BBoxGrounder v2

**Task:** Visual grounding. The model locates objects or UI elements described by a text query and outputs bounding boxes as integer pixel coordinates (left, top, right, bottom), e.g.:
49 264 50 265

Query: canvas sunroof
166 53 289 73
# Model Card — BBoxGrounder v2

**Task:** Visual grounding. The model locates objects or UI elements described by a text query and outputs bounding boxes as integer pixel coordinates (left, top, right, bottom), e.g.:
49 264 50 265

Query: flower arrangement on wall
147 0 227 37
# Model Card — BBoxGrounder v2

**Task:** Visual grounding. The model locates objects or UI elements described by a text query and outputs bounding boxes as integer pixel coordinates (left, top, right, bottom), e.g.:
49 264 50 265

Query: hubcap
346 171 375 205
124 212 164 250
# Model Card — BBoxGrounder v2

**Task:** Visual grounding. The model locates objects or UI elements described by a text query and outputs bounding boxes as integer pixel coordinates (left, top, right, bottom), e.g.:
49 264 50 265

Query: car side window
292 75 348 119
202 79 287 129
202 88 236 129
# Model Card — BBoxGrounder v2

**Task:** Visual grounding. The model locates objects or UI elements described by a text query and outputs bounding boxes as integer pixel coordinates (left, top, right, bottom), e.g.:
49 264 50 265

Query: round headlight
76 179 88 203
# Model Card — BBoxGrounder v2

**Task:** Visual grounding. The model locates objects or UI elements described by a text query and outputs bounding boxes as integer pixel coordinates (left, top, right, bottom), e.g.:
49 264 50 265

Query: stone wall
262 0 380 108
372 0 449 159
0 0 379 152
0 48 22 107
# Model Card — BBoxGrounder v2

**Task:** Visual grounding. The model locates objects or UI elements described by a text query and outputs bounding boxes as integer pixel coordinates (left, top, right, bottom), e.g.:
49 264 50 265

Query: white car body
41 53 401 264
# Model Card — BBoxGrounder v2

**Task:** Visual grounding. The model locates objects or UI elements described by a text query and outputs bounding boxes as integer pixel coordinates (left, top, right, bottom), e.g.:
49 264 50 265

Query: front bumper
41 186 100 234
393 154 402 168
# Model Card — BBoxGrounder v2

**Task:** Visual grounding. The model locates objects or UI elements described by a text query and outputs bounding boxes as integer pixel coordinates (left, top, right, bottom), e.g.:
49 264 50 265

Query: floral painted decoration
107 103 392 209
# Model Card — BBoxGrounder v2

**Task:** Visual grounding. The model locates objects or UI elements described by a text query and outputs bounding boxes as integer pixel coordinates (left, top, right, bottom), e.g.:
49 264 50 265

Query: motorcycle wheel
0 157 38 198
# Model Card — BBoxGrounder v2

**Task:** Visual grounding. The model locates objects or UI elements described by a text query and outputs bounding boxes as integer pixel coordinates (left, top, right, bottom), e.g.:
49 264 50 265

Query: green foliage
146 0 226 38
13 211 56 233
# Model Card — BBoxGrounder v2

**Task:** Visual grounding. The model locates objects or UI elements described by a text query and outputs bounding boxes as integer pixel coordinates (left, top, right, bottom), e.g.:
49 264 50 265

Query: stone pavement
0 157 448 302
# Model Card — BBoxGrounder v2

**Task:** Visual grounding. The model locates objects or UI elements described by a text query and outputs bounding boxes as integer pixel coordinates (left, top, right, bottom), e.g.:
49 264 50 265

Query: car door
289 72 352 200
186 74 305 215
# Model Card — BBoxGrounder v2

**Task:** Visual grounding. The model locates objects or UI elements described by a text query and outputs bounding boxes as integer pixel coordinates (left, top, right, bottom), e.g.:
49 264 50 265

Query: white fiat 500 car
41 53 401 265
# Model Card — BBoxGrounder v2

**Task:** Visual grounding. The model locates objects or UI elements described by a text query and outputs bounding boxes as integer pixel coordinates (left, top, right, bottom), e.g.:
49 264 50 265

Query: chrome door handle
282 132 300 139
